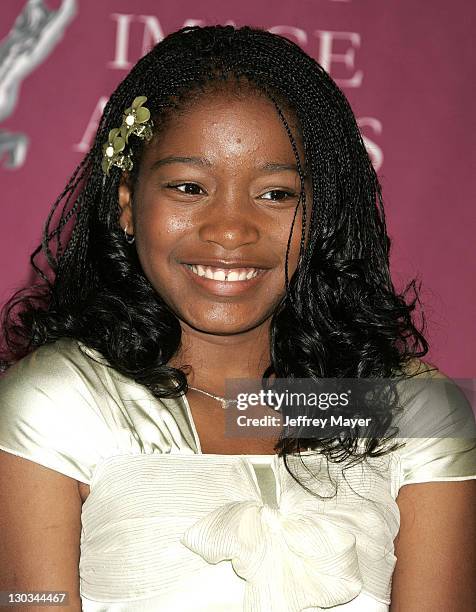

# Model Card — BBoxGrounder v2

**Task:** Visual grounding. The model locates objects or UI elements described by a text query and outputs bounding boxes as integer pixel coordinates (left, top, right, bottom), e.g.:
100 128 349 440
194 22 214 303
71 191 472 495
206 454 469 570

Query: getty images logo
0 0 77 169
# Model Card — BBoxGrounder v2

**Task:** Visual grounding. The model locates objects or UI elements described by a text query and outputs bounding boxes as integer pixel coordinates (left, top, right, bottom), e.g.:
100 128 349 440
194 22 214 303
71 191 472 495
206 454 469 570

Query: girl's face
119 91 310 335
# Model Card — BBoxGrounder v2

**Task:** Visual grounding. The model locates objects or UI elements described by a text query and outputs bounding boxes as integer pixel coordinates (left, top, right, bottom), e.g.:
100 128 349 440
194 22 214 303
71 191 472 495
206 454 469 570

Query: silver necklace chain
188 385 238 407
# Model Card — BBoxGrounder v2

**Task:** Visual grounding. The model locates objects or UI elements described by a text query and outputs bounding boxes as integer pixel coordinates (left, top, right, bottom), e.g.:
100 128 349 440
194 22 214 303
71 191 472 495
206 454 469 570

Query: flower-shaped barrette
101 96 154 176
122 96 153 140
101 125 131 175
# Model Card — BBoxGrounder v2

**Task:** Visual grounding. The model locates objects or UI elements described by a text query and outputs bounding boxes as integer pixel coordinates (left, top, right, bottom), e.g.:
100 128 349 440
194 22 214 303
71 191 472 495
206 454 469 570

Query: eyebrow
259 162 300 173
149 156 303 175
149 156 212 171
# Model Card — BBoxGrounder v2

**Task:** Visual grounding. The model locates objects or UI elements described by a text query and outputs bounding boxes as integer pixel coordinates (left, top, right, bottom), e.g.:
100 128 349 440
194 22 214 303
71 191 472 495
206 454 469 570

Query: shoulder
395 357 473 433
0 337 111 402
392 358 476 491
0 338 118 484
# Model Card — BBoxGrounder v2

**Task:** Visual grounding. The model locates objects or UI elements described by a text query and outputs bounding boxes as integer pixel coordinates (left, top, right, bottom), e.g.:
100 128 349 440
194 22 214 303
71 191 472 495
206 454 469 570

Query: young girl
0 25 474 611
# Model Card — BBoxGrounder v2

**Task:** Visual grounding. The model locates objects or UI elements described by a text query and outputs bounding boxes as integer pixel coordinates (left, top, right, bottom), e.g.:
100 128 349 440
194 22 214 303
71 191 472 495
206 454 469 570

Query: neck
169 320 272 396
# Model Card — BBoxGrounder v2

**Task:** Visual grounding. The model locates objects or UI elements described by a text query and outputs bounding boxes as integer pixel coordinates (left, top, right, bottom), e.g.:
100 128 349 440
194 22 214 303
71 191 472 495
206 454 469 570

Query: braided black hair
1 25 431 483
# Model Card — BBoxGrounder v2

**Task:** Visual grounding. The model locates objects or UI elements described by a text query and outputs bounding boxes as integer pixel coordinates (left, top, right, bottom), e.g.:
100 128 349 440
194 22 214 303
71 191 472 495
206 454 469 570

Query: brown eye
168 183 205 195
260 189 297 201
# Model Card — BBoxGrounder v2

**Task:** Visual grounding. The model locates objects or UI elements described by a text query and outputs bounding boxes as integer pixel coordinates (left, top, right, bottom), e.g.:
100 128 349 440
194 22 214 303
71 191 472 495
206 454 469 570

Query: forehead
143 90 303 164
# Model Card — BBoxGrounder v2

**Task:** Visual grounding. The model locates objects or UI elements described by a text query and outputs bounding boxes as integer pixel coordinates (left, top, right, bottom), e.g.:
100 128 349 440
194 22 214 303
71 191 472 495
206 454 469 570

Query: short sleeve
0 338 116 484
394 371 476 490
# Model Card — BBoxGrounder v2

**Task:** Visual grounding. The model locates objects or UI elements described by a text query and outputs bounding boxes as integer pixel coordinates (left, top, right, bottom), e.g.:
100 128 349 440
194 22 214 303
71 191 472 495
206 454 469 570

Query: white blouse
0 338 474 611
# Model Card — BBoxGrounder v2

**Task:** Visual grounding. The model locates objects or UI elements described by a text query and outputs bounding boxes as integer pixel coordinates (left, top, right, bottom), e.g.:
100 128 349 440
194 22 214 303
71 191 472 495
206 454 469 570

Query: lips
182 258 270 270
181 262 269 296
186 264 260 282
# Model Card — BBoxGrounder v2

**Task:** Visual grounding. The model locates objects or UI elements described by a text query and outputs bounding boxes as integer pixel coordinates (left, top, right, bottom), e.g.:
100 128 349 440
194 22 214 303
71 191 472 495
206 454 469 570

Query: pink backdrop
1 0 474 377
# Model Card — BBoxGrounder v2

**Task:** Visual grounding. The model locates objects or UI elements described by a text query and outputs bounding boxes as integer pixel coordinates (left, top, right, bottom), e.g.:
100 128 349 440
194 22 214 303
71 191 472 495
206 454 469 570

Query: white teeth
187 265 260 282
213 269 226 281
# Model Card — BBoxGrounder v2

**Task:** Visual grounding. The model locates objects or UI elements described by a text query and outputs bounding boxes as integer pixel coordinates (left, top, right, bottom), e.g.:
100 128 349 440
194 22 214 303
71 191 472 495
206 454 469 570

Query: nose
198 196 260 250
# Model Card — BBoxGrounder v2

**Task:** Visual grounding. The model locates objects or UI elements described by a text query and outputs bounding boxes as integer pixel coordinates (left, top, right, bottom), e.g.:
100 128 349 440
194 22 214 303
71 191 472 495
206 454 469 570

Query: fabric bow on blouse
80 450 398 610
181 498 363 611
179 453 398 612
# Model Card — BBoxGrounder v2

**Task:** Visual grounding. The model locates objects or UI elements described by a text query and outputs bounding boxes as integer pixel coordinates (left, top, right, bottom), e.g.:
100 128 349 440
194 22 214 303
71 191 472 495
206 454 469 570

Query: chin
182 314 270 336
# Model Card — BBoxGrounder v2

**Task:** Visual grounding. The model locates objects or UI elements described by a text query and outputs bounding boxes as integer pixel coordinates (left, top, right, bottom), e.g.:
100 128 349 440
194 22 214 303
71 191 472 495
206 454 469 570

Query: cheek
132 212 171 287
136 201 184 236
134 199 192 259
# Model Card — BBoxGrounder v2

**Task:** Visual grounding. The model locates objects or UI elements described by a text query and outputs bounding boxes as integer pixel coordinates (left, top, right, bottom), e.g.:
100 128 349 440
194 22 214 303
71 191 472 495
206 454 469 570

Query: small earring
124 224 135 244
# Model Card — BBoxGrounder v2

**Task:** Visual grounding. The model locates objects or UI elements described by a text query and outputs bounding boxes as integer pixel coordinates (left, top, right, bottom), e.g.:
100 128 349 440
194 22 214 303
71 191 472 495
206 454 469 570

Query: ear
118 173 134 234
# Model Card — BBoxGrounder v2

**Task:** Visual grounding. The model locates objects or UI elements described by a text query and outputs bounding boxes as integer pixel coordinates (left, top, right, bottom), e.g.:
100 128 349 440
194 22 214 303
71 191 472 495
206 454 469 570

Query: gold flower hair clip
101 96 154 176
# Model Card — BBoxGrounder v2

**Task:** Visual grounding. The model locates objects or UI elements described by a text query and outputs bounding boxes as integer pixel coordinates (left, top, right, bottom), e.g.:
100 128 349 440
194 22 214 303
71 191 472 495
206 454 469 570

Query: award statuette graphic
0 0 77 169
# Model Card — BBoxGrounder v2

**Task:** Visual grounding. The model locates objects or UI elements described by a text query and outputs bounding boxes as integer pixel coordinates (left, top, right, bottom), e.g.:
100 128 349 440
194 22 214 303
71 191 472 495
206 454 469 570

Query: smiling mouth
184 264 263 282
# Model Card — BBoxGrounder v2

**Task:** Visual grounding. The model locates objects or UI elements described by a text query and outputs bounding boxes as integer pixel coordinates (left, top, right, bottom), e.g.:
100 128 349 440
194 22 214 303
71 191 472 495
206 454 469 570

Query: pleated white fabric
0 338 474 612
79 451 397 611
